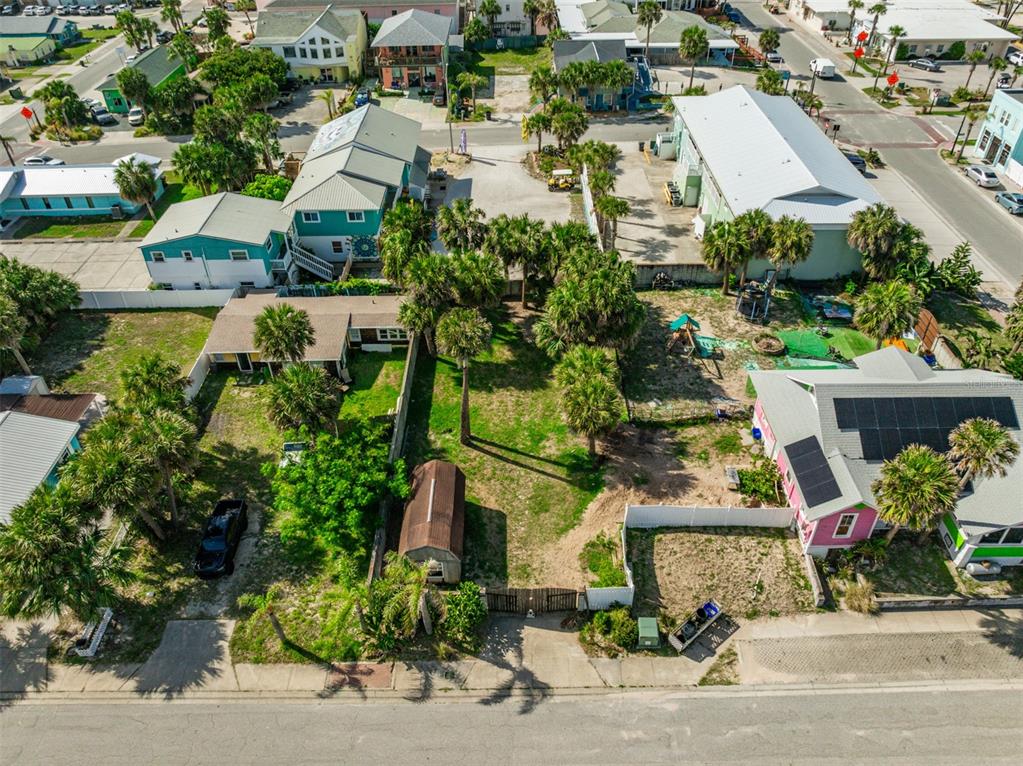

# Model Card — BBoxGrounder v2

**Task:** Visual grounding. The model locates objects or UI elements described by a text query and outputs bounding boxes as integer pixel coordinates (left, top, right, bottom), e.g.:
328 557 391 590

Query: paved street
4 686 1023 764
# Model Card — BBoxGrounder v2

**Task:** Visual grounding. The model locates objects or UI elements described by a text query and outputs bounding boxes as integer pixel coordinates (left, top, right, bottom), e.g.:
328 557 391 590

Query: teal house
973 88 1023 189
0 17 80 49
98 46 187 114
0 153 165 220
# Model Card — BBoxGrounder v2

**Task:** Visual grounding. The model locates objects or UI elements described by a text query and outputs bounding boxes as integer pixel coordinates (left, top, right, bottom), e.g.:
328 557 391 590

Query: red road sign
854 47 864 58
857 30 868 42
887 71 899 86
20 106 33 120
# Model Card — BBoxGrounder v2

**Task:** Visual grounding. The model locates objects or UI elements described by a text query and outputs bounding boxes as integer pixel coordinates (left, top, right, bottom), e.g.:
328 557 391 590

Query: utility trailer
667 600 722 653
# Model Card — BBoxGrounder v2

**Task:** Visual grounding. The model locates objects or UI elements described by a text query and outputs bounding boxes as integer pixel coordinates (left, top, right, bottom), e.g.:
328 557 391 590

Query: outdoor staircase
290 243 338 282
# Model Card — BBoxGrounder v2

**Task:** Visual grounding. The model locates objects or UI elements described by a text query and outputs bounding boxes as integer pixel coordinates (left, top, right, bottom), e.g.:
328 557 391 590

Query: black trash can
639 141 645 152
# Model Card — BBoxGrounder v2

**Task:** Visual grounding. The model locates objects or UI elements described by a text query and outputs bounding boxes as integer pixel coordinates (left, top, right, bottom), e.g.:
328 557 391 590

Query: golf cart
547 168 577 192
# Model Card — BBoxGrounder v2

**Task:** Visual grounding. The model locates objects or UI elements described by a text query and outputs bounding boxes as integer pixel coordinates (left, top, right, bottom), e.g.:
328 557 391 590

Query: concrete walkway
4 609 1022 699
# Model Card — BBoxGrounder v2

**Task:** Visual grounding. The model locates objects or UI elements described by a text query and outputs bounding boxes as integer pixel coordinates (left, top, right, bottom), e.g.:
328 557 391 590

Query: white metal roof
853 0 1015 42
9 154 163 199
672 85 882 223
0 410 80 524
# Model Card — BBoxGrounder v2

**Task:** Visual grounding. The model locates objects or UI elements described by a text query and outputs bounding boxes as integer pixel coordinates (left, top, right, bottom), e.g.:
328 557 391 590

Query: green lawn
339 349 406 424
406 312 605 586
130 178 206 238
13 216 127 240
466 46 552 76
927 291 1011 359
827 327 877 360
28 309 217 399
55 28 119 62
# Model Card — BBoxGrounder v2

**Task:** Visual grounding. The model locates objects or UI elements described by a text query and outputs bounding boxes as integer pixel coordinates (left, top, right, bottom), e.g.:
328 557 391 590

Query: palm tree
882 24 905 72
547 221 596 277
398 299 443 356
701 220 748 295
318 90 336 120
758 28 780 56
114 157 158 220
554 344 617 389
866 2 888 49
120 352 189 413
477 0 501 33
0 294 31 375
452 250 504 308
235 0 256 35
265 363 341 433
558 62 586 103
547 98 588 150
253 304 315 374
846 0 864 44
872 444 959 542
964 49 986 90
141 409 197 528
588 168 616 198
768 215 815 268
561 375 621 456
237 585 286 644
601 60 634 109
406 252 456 308
638 1 663 63
0 485 133 622
594 195 631 249
381 229 431 288
756 68 786 95
523 0 541 36
956 106 986 163
161 0 184 33
947 418 1020 489
524 112 552 153
435 308 492 444
528 64 559 104
854 279 922 349
983 57 1008 98
679 25 709 90
733 208 773 287
1009 65 1023 88
243 113 282 172
847 202 902 279
436 198 486 251
534 0 560 33
457 71 487 112
172 142 216 196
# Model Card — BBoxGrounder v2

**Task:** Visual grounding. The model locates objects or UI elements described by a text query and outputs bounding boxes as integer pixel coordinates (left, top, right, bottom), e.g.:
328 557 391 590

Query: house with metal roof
749 347 1023 566
370 9 454 91
671 85 883 281
0 16 80 49
203 291 406 374
0 153 165 221
283 104 430 264
1 35 58 66
252 4 366 83
264 0 461 25
0 410 82 525
398 460 466 583
98 45 187 114
139 192 300 290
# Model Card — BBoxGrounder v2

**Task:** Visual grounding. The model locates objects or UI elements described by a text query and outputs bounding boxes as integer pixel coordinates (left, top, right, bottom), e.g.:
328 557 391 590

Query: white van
810 58 836 79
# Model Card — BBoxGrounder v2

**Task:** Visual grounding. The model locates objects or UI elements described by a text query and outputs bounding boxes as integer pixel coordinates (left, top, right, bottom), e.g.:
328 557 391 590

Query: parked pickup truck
809 58 836 79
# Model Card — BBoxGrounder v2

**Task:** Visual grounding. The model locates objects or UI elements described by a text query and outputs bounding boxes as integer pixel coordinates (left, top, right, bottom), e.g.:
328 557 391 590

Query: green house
98 46 186 114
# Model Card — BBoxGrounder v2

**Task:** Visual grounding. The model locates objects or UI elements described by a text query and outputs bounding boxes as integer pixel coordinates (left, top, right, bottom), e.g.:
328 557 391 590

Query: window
85 197 94 209
320 37 329 45
310 48 318 59
378 328 408 341
299 47 307 57
240 281 256 288
908 44 917 54
229 250 249 261
980 529 1005 544
193 282 202 290
151 251 166 262
159 283 173 290
1003 527 1023 545
20 199 29 210
936 44 944 54
391 9 397 14
320 47 329 59
43 198 51 209
335 46 344 58
348 327 362 342
265 236 274 251
331 241 345 254
283 46 296 58
346 211 365 223
997 143 1012 165
833 513 857 538
978 130 991 152
301 211 320 223
64 196 73 208
182 250 194 261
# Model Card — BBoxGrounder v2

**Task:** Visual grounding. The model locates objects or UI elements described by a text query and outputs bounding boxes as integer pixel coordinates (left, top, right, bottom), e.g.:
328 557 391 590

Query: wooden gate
484 587 580 614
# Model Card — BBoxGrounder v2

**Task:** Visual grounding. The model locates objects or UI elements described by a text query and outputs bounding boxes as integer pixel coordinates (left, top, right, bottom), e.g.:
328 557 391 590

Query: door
319 68 335 82
236 353 253 373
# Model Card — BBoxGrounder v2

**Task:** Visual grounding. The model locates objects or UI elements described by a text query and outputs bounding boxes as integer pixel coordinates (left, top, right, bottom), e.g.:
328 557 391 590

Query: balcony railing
375 55 442 67
289 243 338 282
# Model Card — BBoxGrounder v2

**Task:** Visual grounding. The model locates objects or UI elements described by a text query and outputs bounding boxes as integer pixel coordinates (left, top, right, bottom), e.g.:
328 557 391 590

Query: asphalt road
3 685 1021 764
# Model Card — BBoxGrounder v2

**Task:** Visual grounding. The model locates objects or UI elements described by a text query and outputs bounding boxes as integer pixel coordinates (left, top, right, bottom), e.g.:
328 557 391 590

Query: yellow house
251 5 367 83
2 35 57 67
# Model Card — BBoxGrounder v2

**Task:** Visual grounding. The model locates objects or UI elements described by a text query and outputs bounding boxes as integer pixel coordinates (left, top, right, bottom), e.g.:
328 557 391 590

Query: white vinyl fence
183 345 211 402
77 289 237 310
580 163 601 247
388 334 419 463
583 504 796 610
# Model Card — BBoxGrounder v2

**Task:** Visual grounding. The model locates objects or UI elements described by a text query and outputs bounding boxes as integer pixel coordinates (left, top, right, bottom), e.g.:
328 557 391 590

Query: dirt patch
629 527 815 622
486 74 533 113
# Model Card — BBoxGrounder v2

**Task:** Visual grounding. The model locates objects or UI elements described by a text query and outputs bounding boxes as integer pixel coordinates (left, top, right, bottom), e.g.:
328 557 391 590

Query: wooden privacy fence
484 587 581 614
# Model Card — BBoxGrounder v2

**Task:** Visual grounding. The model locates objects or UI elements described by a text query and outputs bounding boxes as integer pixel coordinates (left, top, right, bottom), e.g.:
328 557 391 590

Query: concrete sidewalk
3 609 1022 699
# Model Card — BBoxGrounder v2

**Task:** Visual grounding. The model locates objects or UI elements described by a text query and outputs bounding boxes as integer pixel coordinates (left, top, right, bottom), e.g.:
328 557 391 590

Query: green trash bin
637 617 660 649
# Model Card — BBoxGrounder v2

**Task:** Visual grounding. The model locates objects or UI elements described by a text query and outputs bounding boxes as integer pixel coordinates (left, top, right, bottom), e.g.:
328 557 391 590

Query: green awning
670 314 700 332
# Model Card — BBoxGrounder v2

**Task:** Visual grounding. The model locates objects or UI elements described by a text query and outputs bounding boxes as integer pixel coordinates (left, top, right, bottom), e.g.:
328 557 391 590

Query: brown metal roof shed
398 460 465 583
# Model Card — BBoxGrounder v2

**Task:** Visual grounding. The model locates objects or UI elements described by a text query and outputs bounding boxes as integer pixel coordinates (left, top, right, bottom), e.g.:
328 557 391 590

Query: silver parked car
965 165 999 188
908 58 942 72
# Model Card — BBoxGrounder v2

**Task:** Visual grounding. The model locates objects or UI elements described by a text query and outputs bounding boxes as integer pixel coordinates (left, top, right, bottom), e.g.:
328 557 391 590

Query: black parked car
193 499 248 579
844 152 867 175
156 29 173 43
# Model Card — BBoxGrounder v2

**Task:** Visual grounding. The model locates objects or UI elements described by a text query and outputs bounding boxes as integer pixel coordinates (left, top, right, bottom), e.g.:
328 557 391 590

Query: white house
252 4 367 83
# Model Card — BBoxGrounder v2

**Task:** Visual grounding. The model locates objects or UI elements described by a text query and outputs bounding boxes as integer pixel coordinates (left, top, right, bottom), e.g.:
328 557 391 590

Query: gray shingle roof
141 192 292 248
0 411 80 524
254 6 363 45
370 9 453 48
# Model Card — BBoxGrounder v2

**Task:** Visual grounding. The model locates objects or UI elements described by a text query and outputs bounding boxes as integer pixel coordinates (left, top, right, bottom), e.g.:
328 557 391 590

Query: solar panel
854 398 877 428
860 429 883 461
873 398 896 427
972 397 995 420
953 398 975 422
785 436 842 508
834 398 857 429
894 398 917 427
913 398 937 428
933 399 958 427
919 427 947 452
993 397 1019 429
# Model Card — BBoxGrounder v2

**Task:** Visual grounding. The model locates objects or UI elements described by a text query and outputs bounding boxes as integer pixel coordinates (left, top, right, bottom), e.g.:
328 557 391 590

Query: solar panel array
785 436 842 508
833 396 1019 463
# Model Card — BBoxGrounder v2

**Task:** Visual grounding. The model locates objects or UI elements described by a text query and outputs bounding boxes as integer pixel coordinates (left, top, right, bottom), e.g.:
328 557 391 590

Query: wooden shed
398 460 465 584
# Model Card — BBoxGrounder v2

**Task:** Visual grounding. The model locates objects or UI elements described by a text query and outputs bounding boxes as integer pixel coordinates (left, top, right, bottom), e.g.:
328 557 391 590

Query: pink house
749 347 1022 559
371 8 454 90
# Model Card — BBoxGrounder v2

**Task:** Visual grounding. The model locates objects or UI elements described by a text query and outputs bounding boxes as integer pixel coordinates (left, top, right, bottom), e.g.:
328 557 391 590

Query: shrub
844 580 878 614
580 531 626 588
934 243 982 297
592 610 612 635
682 85 707 96
328 277 389 296
1003 352 1023 380
737 460 781 504
441 582 488 649
607 607 638 648
242 174 293 202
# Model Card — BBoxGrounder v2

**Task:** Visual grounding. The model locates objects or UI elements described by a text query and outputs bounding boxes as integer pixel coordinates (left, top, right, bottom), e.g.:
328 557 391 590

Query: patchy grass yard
698 645 739 686
13 215 127 240
130 175 207 238
629 527 816 622
927 290 1011 363
54 28 119 62
29 309 216 399
406 310 605 587
339 349 406 424
466 46 552 76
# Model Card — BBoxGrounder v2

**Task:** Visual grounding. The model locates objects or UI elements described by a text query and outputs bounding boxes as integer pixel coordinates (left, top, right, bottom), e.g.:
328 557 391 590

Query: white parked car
23 155 66 166
965 165 999 188
37 3 52 12
127 106 145 126
765 52 783 64
1008 50 1023 67
125 53 137 63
